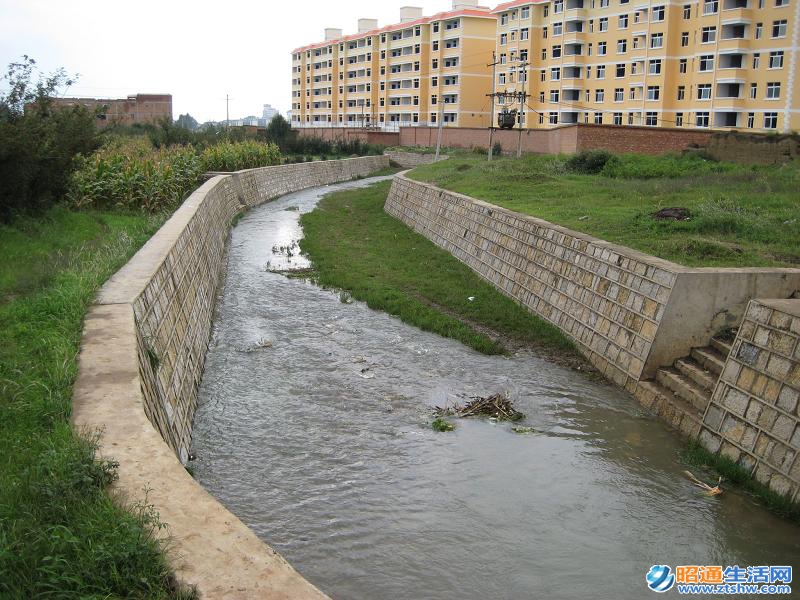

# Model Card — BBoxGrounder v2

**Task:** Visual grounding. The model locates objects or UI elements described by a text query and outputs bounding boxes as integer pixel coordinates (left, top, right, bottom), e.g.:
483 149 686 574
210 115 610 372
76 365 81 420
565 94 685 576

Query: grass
0 206 194 598
407 153 800 268
681 441 800 525
299 180 576 357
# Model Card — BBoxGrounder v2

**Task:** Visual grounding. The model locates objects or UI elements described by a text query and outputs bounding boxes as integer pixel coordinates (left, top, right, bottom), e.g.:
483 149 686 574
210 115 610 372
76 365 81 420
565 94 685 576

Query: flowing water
192 176 800 600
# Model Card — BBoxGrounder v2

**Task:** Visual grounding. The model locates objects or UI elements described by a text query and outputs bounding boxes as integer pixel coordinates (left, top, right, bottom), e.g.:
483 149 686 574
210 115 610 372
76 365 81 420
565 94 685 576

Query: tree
175 113 198 131
0 56 97 219
265 113 291 145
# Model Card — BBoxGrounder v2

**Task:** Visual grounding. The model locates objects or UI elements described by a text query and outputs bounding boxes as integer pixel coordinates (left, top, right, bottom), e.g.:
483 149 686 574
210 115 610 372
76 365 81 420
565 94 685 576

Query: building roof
291 8 496 54
492 0 547 13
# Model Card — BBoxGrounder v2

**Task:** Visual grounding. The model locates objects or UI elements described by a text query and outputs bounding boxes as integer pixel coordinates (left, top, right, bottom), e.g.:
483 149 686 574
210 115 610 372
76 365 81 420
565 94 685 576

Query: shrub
565 150 614 174
0 56 98 220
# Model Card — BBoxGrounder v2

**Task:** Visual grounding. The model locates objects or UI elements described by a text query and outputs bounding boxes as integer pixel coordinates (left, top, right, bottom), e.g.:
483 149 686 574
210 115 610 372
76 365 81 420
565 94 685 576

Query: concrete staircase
635 337 733 437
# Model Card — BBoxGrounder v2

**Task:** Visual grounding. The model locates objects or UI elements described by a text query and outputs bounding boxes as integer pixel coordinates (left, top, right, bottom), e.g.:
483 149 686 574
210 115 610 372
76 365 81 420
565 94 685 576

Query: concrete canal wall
384 173 800 499
71 156 387 599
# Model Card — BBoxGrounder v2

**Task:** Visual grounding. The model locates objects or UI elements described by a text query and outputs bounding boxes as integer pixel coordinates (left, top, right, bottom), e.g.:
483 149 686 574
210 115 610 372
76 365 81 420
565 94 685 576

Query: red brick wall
576 124 713 154
295 128 399 146
398 126 578 154
51 94 172 128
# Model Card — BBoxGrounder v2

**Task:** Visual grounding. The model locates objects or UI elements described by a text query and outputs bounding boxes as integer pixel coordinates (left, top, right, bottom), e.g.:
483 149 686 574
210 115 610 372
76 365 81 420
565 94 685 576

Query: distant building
50 94 172 127
262 103 279 122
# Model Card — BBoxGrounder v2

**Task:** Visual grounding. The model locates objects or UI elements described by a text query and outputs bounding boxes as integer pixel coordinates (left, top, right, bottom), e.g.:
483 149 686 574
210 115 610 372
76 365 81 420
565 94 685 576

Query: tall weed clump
200 139 281 172
68 137 203 211
600 152 736 179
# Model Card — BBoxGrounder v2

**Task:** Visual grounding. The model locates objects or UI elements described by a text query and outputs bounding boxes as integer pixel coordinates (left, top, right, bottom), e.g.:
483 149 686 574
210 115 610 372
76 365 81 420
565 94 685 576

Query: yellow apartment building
492 0 799 132
291 2 497 129
292 0 798 132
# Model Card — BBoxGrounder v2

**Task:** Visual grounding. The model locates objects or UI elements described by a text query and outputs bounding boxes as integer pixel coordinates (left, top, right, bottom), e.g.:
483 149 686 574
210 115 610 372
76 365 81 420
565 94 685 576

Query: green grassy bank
0 207 193 599
408 152 800 268
299 180 577 358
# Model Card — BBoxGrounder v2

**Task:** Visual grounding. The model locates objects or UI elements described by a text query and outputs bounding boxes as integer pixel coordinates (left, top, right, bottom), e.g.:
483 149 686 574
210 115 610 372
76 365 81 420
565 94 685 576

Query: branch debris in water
436 392 525 422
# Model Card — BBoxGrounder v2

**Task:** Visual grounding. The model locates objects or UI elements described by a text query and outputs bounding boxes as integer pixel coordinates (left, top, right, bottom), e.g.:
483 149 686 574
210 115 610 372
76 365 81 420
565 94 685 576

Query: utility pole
487 51 499 162
435 79 444 160
517 61 529 158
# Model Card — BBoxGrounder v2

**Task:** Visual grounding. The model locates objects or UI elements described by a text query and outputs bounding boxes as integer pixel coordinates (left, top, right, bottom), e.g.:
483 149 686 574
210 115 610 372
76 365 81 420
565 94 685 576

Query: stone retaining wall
384 150 448 168
72 156 387 598
701 299 800 501
385 175 799 389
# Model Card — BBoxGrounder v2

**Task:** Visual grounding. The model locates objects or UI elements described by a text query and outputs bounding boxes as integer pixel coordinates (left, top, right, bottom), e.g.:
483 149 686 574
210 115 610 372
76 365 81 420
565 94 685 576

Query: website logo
647 565 676 593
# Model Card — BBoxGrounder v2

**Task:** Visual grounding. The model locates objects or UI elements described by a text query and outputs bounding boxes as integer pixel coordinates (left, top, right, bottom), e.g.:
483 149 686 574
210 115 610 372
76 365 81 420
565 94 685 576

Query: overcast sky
0 0 458 123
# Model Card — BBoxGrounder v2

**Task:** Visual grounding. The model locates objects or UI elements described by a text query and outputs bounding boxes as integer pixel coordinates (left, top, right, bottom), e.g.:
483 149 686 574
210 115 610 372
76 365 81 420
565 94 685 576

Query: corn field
68 137 282 211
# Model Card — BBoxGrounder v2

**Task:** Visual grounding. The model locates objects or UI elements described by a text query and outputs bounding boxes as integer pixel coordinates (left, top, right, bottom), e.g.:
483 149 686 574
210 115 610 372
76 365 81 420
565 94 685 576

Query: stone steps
690 346 726 377
675 357 718 391
634 339 734 438
656 366 713 413
634 380 704 438
710 336 733 358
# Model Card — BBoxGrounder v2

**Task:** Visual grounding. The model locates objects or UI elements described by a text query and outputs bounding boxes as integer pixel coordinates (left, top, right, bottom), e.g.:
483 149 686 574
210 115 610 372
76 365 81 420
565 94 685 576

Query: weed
432 417 456 432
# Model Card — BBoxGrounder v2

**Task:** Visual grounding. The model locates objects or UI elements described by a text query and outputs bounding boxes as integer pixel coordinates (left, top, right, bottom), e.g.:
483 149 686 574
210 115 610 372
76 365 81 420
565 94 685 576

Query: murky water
193 176 799 600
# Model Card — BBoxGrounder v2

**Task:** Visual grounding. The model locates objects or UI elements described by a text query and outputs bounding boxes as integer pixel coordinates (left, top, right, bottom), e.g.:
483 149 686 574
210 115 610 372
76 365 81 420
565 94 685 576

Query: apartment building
291 2 497 128
493 0 799 132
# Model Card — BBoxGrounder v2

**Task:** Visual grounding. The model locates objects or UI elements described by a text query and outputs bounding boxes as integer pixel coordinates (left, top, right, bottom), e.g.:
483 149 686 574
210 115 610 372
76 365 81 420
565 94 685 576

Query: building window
543 26 548 38
769 51 784 69
544 5 549 16
500 13 508 25
645 112 658 126
594 112 603 124
432 58 439 69
521 6 530 18
613 112 622 125
697 84 712 100
649 59 662 74
595 89 605 102
615 88 624 101
652 5 665 20
676 112 683 126
549 112 559 124
541 48 548 60
699 55 714 71
679 59 687 73
766 82 781 99
764 112 778 128
596 65 606 78
677 86 686 100
772 20 787 37
702 26 717 43
753 53 761 68
683 4 691 18
647 85 660 100
521 28 529 40
696 112 710 127
552 44 562 58
755 23 763 39
747 112 754 128
500 33 508 45
599 17 608 31
615 63 625 77
554 0 564 12
619 14 628 28
432 22 439 33
681 32 689 46
598 41 607 55
550 90 560 103
551 67 561 80
540 70 546 82
750 83 757 98
553 22 563 35
650 33 663 49
617 39 627 53
703 0 719 14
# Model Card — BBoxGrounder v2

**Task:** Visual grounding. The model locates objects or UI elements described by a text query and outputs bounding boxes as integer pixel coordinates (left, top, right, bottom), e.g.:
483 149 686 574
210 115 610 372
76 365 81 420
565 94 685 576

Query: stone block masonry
384 150 448 168
72 155 387 599
385 174 800 500
386 175 799 388
701 299 800 502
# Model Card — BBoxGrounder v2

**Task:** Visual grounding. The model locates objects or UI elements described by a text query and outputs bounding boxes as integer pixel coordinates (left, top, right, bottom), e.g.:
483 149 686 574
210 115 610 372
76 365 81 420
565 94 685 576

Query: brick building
51 93 173 127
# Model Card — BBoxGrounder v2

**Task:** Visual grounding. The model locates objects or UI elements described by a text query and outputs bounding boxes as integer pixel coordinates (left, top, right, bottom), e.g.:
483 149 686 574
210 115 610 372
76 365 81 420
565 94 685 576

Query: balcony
721 22 749 39
562 65 583 79
713 111 741 128
564 42 584 56
716 82 743 98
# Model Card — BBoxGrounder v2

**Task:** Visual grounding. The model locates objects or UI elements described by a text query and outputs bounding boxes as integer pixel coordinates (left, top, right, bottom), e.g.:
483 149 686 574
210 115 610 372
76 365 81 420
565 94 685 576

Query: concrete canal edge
71 156 387 599
385 173 800 502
